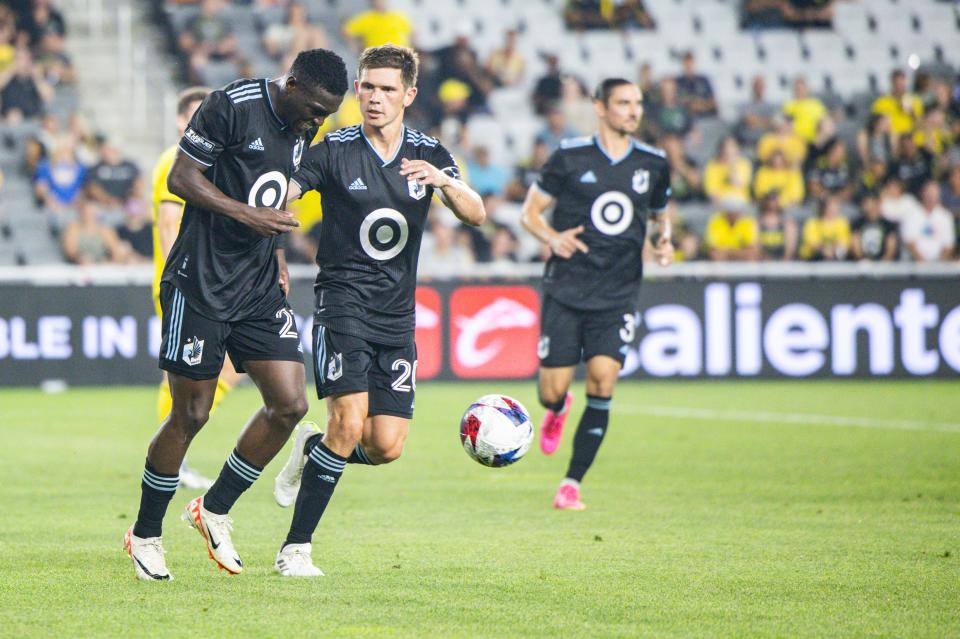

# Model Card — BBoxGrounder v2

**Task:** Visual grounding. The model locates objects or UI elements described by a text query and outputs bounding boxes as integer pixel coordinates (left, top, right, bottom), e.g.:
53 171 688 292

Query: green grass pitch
1 380 957 638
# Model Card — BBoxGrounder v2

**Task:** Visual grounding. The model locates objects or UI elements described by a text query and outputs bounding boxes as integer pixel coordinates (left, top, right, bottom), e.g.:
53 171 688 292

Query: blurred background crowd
1 0 958 269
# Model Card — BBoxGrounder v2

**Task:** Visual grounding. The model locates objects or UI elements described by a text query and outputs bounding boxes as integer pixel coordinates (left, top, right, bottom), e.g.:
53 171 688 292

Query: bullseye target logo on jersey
449 286 540 378
414 287 441 380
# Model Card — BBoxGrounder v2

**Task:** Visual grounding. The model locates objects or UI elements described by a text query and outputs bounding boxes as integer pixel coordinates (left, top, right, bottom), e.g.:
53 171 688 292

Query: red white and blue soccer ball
459 394 534 467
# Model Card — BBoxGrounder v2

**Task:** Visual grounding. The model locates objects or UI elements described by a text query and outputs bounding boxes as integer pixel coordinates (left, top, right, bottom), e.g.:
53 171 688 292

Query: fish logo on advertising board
449 286 540 378
414 287 442 380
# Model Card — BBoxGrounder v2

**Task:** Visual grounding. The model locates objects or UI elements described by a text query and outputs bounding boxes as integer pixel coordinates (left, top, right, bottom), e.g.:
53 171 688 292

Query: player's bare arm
157 200 183 260
168 153 299 237
520 184 589 258
649 208 673 267
399 158 485 226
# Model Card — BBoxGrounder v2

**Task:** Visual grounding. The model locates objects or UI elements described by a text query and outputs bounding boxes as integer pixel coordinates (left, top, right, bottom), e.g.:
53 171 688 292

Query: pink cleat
539 392 573 455
553 481 586 511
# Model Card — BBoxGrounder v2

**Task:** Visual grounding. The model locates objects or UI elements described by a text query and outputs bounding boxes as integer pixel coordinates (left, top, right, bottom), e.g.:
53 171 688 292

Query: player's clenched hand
238 206 299 237
654 235 674 267
549 225 589 259
398 158 451 188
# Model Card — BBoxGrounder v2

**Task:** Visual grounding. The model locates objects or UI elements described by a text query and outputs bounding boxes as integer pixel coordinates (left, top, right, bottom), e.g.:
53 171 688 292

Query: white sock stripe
226 456 260 482
143 468 179 483
308 448 346 472
355 444 372 464
228 452 262 477
142 474 179 491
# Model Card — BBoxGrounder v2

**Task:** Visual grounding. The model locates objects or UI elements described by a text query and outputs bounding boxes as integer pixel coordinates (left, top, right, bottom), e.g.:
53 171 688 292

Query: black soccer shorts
312 323 417 419
158 283 304 380
538 294 638 368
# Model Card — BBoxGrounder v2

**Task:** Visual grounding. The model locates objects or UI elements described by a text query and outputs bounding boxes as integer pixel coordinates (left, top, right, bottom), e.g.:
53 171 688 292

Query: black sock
284 441 346 546
565 395 611 483
347 443 374 464
540 393 567 414
203 448 263 515
133 460 179 538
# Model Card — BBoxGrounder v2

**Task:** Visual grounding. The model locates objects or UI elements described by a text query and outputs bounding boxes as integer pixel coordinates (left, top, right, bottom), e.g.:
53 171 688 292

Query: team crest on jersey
632 169 650 194
182 337 204 366
327 352 343 381
408 178 427 200
292 138 305 172
538 336 550 360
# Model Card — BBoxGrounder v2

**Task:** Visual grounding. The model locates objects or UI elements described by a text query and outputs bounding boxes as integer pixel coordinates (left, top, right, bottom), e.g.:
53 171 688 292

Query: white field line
619 405 960 434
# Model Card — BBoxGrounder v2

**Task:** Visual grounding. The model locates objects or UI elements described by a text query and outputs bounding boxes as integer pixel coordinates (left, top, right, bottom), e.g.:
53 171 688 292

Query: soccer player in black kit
270 44 486 577
123 49 348 581
521 78 674 510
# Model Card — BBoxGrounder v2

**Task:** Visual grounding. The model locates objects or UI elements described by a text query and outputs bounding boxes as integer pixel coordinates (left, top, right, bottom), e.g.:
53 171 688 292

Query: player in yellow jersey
151 87 244 489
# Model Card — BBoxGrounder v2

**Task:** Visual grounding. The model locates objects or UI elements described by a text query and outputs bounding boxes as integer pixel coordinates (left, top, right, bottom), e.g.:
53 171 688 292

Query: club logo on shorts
632 169 650 194
408 178 427 200
359 208 409 261
182 336 204 366
327 352 343 381
292 137 305 172
538 335 551 360
590 191 634 236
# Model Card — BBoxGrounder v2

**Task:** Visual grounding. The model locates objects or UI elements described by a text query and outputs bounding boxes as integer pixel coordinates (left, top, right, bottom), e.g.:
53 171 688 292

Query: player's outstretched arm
168 153 299 237
520 184 588 259
399 158 485 226
649 208 674 267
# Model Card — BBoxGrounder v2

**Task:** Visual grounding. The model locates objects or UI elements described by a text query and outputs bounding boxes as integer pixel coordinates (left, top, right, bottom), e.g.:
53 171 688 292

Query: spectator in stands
941 163 960 215
435 78 471 127
432 29 494 115
675 51 716 119
783 75 826 143
753 149 804 209
637 62 660 112
66 111 98 166
705 197 759 261
872 70 923 137
115 188 153 263
487 223 519 273
856 113 897 167
756 193 797 261
564 0 608 31
420 213 475 274
506 140 549 203
466 146 508 198
647 78 692 142
808 138 853 203
891 135 933 197
342 0 412 50
757 115 807 169
610 0 655 30
0 48 52 122
799 196 850 261
660 135 702 202
34 28 73 86
850 193 898 262
927 80 959 140
855 158 889 202
178 0 241 84
532 53 562 116
901 180 955 262
262 2 328 67
559 76 593 135
879 175 919 226
27 0 66 48
704 136 752 204
914 107 953 162
61 198 127 265
33 139 84 211
781 0 834 29
86 140 141 211
24 112 58 174
535 107 579 154
738 75 777 150
485 29 524 88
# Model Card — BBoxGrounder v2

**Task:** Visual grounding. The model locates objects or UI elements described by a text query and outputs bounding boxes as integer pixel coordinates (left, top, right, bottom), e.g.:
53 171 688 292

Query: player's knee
586 377 616 398
267 395 309 430
172 404 210 439
366 438 405 464
538 387 565 408
328 414 364 445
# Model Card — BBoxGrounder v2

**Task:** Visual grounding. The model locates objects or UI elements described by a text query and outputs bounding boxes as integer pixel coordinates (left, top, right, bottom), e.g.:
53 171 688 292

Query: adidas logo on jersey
580 171 597 183
248 138 265 151
348 178 368 191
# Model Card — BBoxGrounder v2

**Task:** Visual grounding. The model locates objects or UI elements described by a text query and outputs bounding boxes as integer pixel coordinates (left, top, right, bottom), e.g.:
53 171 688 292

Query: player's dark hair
177 86 209 115
290 48 349 96
593 78 634 105
358 44 419 88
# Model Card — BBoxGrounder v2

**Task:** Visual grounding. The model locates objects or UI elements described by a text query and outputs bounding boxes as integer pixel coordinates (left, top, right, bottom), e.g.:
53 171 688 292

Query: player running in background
151 86 242 490
124 49 348 581
272 44 485 577
520 78 674 510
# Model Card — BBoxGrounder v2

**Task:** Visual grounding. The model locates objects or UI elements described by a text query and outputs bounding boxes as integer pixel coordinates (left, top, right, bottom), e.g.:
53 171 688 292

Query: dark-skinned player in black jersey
270 44 486 577
521 78 674 510
124 49 348 581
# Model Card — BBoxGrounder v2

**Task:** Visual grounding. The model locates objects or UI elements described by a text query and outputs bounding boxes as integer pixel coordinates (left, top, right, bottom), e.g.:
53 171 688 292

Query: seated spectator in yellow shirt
912 107 953 157
799 197 851 261
783 76 827 142
871 69 923 136
705 198 760 261
704 136 752 204
342 0 413 50
757 115 807 168
753 150 805 208
757 193 798 261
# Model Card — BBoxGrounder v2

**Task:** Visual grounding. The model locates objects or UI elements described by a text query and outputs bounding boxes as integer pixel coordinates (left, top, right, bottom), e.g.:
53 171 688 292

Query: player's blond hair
358 44 419 88
177 86 210 116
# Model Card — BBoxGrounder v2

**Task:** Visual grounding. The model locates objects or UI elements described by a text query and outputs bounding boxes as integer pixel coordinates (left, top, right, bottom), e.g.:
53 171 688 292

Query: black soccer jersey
162 78 308 320
536 136 671 311
292 125 460 345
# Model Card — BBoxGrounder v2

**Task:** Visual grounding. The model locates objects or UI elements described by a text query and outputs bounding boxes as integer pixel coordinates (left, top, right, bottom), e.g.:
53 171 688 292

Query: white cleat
274 421 322 508
275 543 324 577
181 496 243 574
124 525 172 581
178 464 214 490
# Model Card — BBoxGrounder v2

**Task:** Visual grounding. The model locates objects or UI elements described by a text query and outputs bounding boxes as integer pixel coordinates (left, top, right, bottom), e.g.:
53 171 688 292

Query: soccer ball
459 394 534 467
